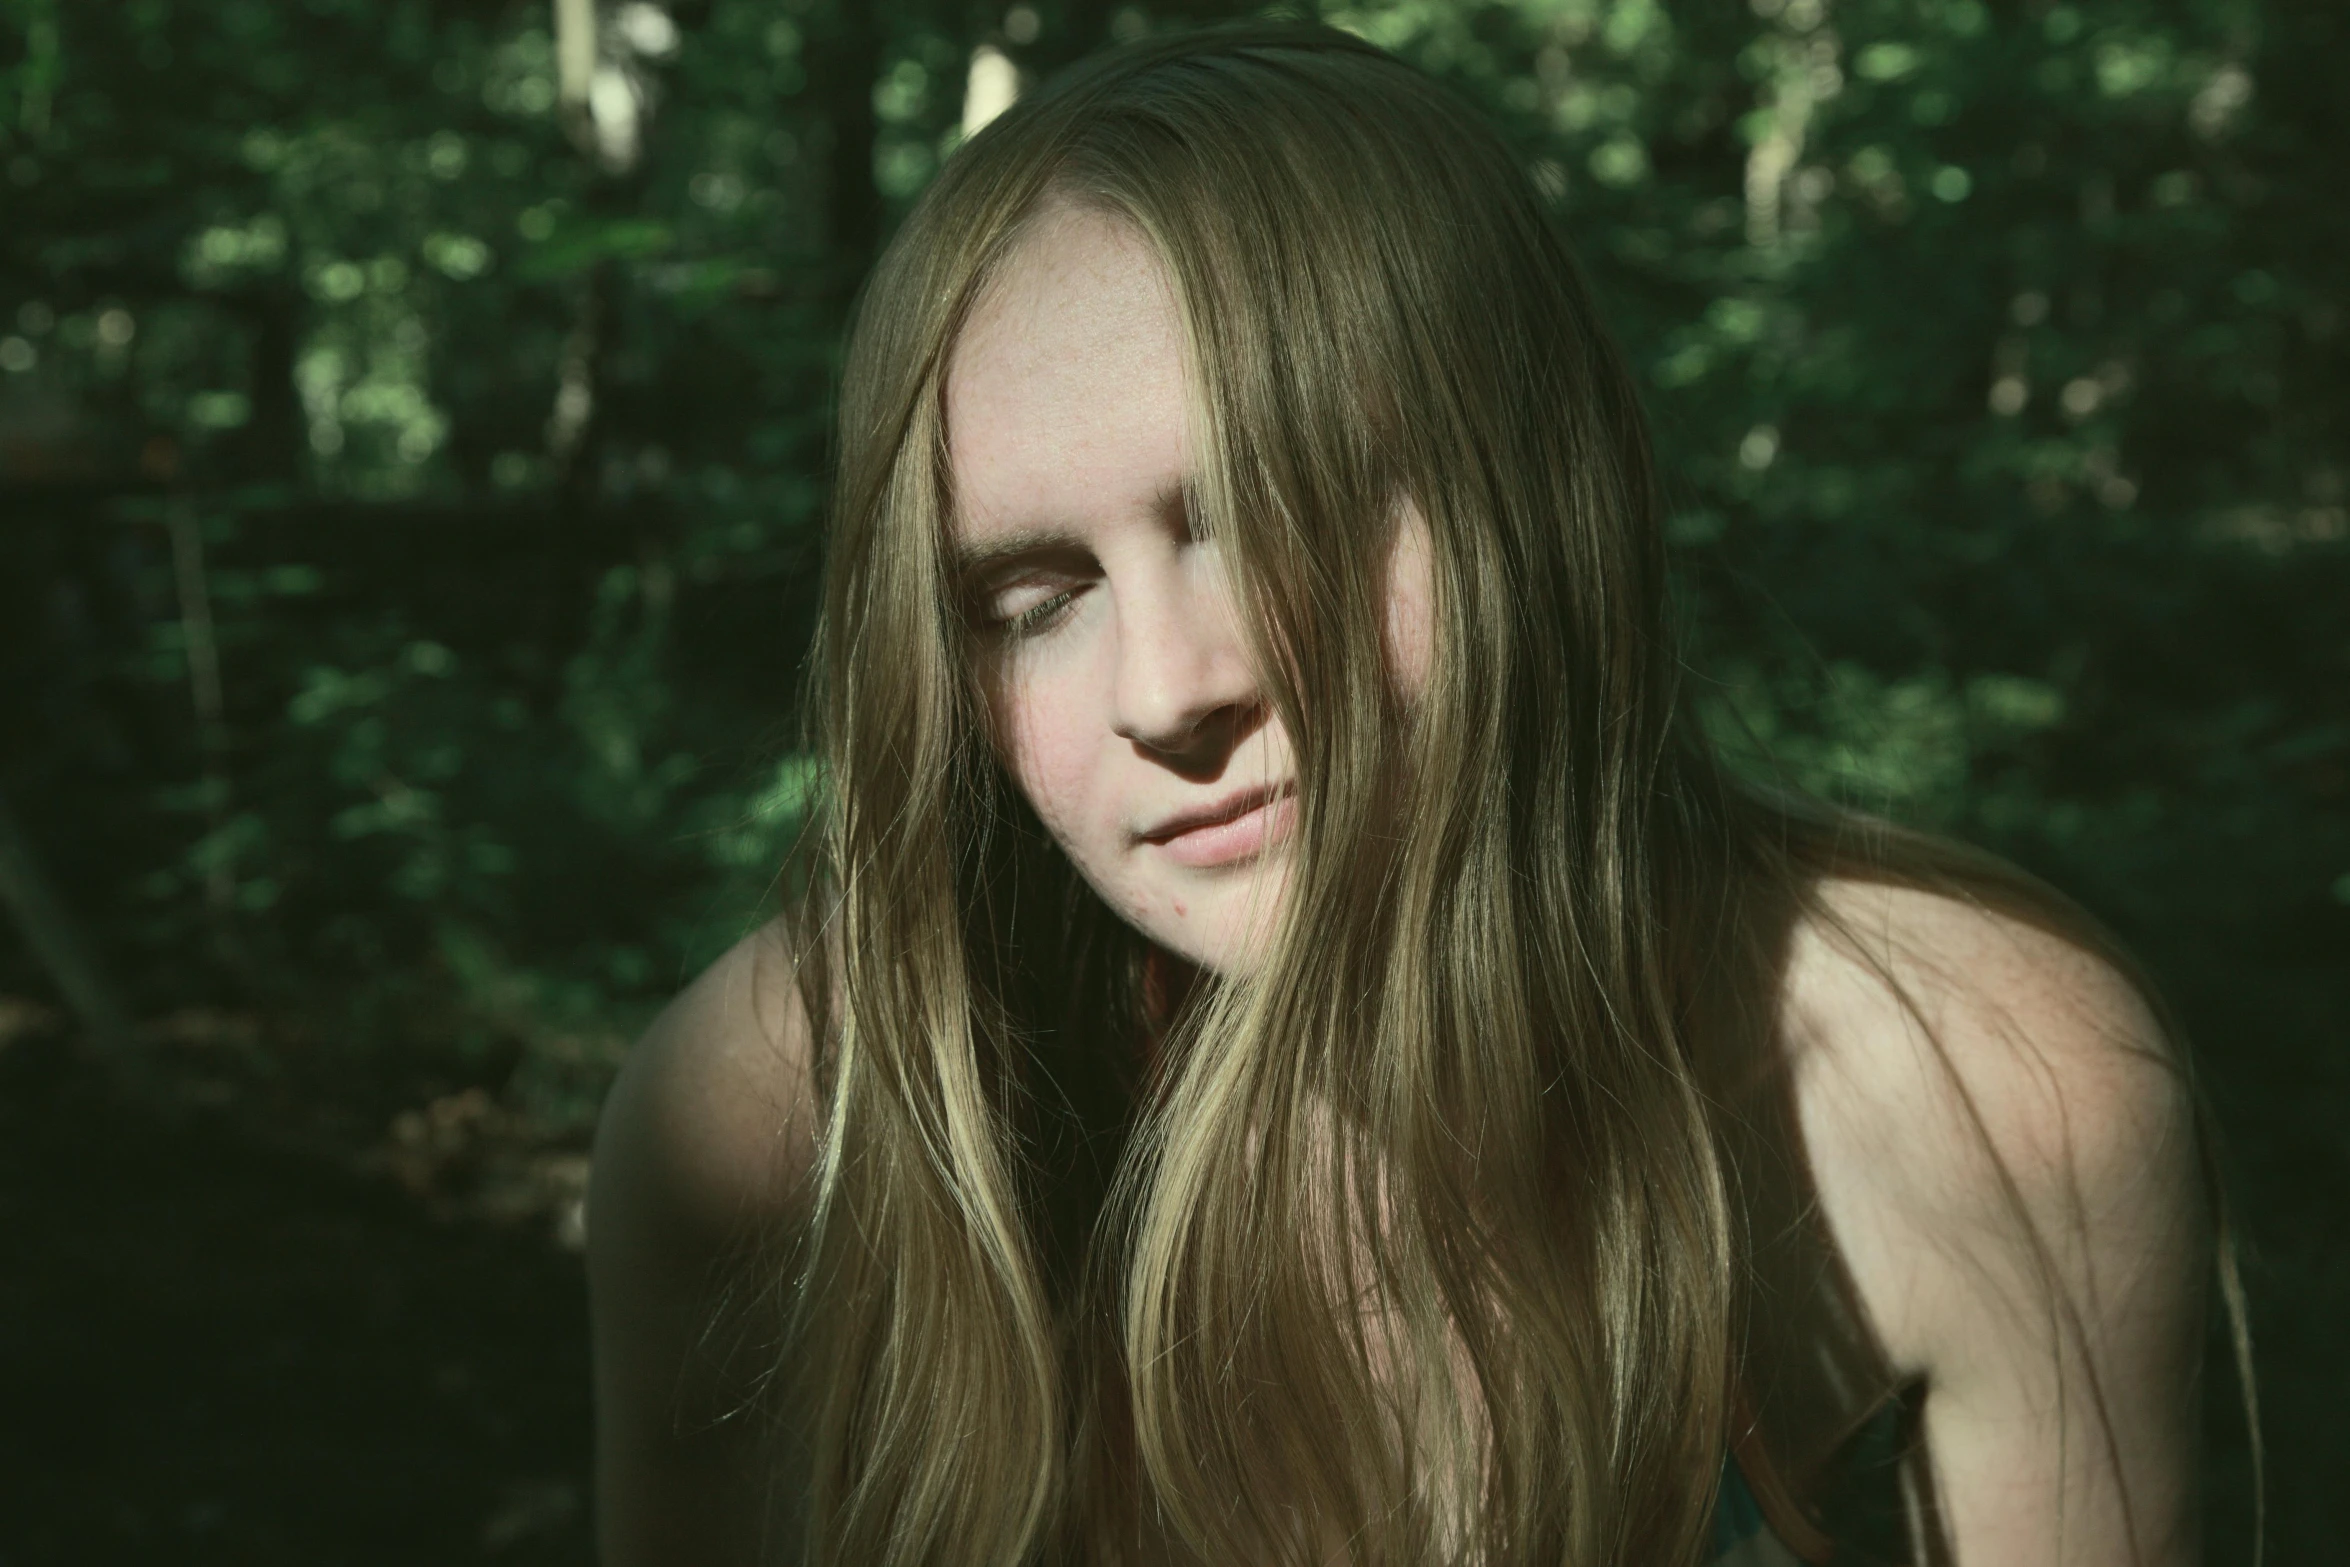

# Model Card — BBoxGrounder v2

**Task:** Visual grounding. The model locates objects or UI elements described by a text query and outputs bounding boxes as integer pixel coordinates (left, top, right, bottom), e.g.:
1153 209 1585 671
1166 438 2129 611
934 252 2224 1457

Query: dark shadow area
0 1030 594 1566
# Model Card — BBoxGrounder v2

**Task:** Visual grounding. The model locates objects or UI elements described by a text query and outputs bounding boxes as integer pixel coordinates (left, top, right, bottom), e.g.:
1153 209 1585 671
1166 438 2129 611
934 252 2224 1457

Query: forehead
943 204 1191 543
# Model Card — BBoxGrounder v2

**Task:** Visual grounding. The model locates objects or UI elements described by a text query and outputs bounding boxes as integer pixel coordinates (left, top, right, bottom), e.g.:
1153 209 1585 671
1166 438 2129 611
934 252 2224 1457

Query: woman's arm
1789 881 2210 1567
587 923 818 1566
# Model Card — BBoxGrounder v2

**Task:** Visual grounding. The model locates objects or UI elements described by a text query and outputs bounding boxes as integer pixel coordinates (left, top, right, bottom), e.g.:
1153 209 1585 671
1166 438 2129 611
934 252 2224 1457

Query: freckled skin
944 203 1432 974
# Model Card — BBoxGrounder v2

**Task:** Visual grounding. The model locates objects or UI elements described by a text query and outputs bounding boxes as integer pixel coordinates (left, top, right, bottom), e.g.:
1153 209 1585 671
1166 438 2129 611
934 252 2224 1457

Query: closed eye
996 585 1080 640
966 563 1093 643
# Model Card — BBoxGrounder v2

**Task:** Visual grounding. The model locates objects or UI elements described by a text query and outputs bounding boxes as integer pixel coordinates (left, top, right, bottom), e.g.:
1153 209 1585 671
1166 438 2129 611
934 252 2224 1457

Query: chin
1133 863 1290 977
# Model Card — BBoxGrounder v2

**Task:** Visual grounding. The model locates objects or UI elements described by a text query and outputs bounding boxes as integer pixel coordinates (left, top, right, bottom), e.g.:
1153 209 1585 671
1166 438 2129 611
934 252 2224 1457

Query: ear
1381 496 1437 700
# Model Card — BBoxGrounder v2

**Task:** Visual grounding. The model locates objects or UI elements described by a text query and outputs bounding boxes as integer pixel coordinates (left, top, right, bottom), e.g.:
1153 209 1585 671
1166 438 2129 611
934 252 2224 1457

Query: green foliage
0 0 2340 1545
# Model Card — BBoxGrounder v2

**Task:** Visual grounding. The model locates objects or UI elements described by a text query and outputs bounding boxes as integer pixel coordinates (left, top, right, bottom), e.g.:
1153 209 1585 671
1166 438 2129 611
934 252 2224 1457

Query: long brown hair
781 22 2243 1566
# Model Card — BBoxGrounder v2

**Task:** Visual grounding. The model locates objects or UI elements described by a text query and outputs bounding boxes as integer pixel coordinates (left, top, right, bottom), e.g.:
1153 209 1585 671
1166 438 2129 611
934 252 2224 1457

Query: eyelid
983 572 1066 616
1002 587 1077 639
966 559 1090 635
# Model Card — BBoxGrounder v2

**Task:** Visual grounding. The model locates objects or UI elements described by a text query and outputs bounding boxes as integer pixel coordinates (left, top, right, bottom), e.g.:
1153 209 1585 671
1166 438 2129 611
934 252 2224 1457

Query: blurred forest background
0 0 2340 1560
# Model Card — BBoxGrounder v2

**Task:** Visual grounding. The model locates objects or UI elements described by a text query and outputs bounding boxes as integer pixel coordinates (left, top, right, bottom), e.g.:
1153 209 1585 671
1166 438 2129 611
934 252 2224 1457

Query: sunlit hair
783 22 2249 1567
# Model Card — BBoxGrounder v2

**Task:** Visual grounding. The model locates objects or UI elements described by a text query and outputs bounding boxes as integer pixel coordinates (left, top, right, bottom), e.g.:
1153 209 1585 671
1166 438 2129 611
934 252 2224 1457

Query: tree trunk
0 787 136 1055
816 0 883 303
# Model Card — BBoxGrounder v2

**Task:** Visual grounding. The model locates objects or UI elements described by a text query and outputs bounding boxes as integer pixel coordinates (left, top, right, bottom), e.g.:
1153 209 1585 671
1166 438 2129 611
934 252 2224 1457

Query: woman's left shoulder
1777 875 2206 1378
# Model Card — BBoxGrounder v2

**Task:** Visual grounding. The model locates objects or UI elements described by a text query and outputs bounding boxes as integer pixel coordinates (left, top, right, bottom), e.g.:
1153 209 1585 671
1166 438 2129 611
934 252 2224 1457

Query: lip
1137 783 1296 869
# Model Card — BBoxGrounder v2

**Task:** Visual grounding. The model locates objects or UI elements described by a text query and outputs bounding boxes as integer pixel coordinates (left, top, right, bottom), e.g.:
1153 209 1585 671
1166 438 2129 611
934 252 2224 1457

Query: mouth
1137 782 1296 869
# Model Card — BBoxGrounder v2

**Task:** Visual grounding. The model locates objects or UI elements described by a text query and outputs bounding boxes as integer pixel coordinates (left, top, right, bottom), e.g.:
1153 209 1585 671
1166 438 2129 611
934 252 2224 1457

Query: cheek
993 668 1107 847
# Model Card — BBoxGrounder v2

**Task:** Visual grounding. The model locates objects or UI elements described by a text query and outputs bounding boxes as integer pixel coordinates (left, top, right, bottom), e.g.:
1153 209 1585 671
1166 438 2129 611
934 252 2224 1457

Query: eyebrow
948 526 1088 580
947 479 1196 579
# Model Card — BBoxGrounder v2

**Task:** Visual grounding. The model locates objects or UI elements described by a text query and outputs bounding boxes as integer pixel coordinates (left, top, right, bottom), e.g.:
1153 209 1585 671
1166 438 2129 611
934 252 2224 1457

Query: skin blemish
1172 899 1188 918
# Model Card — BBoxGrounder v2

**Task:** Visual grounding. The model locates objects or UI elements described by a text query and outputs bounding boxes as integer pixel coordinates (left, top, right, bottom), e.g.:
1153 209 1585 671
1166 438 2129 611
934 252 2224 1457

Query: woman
587 24 2230 1566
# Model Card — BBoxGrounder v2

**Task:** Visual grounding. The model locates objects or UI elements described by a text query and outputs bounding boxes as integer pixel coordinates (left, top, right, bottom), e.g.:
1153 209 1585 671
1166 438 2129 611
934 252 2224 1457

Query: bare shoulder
590 917 820 1269
1779 875 2205 1379
1779 876 2211 1555
588 920 823 1567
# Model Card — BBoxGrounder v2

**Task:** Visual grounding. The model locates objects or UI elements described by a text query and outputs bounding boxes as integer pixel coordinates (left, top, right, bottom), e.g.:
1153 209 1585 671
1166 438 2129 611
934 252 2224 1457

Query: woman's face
944 203 1429 973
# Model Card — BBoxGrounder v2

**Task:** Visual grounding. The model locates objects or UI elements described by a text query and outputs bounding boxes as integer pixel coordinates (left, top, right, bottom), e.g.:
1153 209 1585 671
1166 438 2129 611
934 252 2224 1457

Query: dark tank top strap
1691 889 1952 1567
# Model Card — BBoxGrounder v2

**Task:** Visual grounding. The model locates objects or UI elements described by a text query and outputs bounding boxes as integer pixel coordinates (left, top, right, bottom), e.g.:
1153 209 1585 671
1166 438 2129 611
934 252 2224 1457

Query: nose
1109 549 1259 767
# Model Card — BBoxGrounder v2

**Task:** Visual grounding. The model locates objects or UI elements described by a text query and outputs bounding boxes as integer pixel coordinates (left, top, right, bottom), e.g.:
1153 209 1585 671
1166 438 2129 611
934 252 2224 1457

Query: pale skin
588 206 2206 1564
